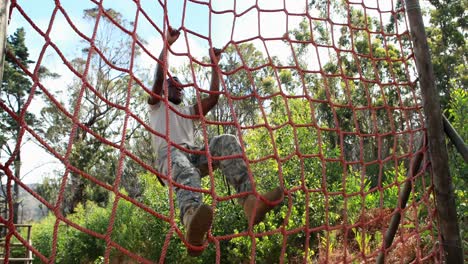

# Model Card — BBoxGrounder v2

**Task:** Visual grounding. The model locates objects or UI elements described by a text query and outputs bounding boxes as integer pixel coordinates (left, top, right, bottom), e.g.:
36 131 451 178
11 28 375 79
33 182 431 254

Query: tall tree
0 28 57 222
215 43 273 135
0 28 33 223
39 8 149 214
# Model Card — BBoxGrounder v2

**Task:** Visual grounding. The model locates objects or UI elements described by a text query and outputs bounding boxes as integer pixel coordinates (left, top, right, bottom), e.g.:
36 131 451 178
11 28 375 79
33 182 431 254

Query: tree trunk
69 175 85 214
0 0 9 85
13 150 20 223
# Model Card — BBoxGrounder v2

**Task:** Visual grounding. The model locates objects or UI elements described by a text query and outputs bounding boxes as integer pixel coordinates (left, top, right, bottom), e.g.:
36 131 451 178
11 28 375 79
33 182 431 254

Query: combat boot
243 187 283 226
183 204 213 257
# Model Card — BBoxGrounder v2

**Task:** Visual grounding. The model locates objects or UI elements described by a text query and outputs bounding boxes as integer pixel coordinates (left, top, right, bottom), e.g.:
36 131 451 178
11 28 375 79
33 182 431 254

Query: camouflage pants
157 134 253 220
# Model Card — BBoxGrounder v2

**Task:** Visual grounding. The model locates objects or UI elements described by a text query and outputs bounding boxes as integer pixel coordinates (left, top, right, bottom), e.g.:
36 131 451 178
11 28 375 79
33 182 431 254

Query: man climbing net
0 0 456 262
147 26 284 256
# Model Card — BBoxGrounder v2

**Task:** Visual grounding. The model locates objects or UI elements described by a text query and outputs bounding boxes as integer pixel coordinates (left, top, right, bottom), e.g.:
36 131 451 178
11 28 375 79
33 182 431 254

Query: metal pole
405 0 463 262
0 0 9 86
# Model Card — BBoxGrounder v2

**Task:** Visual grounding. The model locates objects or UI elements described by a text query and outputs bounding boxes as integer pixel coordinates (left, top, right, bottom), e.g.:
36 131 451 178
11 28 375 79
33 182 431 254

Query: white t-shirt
149 101 196 157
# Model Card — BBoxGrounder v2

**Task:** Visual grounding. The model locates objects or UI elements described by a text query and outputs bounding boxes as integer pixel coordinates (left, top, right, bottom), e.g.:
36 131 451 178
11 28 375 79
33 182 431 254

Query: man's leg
208 134 283 225
207 135 252 202
168 147 213 256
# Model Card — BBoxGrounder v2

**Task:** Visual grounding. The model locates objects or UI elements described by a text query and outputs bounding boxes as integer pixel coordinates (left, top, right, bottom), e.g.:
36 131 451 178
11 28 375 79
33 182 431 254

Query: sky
4 0 404 184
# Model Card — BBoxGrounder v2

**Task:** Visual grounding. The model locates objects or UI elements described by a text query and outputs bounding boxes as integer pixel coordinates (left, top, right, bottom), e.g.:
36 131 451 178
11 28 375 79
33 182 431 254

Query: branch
20 161 62 180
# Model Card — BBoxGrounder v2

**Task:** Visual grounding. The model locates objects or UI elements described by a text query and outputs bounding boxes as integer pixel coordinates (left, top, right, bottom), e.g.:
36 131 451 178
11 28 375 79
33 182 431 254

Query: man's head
167 76 183 105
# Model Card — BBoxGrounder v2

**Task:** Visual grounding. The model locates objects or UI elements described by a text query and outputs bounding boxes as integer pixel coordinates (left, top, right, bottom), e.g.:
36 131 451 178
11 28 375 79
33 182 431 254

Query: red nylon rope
0 0 443 263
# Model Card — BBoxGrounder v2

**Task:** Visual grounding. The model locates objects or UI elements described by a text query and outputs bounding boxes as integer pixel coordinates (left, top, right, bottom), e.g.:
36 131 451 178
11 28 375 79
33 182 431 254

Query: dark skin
148 27 223 117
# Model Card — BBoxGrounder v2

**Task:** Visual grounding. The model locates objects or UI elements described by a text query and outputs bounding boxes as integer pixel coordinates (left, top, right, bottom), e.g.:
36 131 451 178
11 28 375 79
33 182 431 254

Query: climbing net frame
0 0 449 263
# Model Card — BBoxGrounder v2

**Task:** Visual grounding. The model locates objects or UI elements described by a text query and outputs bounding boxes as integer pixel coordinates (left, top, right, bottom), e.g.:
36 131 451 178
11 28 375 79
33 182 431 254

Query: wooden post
405 0 463 262
376 141 424 264
443 114 468 163
0 0 9 86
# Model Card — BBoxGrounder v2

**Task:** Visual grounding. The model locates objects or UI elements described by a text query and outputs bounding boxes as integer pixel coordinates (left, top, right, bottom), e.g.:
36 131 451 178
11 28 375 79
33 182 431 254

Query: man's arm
194 48 223 116
148 27 180 105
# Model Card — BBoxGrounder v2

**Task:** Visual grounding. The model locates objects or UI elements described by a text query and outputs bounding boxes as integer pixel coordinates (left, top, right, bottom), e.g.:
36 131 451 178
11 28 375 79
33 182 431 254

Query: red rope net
1 0 443 263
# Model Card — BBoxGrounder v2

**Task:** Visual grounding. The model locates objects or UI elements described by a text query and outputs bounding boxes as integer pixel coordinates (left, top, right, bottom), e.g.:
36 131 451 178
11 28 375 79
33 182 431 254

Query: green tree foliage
288 1 420 190
0 28 33 223
426 0 467 107
38 9 150 214
445 88 467 189
445 88 468 252
0 28 57 223
30 165 433 263
32 173 212 263
214 43 275 135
